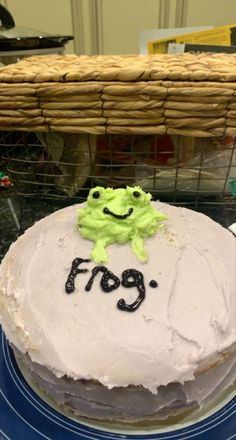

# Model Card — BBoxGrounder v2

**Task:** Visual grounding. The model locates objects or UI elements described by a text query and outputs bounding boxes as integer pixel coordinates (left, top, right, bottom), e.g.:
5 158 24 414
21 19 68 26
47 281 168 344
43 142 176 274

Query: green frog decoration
78 186 167 264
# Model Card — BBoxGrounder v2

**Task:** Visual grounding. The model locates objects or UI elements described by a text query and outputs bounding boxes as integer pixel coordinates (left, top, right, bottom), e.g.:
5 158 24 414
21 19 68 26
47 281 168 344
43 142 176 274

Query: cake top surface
0 200 235 394
78 186 167 263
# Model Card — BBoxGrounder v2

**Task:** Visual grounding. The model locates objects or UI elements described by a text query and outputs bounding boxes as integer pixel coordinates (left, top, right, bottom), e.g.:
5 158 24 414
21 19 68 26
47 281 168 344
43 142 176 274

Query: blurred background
0 0 236 55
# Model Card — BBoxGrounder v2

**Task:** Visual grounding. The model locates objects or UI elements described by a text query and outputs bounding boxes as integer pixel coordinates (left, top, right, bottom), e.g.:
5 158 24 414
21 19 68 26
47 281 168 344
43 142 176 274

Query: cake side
12 344 236 422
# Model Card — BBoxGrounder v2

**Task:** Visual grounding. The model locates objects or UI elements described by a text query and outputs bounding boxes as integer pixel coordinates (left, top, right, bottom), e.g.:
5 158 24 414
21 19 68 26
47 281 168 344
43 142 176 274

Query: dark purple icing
85 266 120 292
117 269 145 312
92 191 100 199
149 279 158 288
65 257 90 294
65 259 158 312
103 207 133 220
133 190 141 198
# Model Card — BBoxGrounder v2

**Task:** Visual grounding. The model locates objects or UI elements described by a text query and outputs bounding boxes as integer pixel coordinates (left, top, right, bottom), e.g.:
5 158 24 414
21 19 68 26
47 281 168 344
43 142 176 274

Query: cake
0 186 235 423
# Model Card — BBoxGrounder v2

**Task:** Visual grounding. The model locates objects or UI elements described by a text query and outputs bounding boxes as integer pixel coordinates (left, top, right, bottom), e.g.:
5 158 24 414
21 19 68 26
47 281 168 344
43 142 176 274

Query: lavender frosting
0 202 235 399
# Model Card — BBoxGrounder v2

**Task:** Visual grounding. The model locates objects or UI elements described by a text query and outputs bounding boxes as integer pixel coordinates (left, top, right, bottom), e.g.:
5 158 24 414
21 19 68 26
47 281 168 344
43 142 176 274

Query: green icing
78 186 167 264
229 180 236 196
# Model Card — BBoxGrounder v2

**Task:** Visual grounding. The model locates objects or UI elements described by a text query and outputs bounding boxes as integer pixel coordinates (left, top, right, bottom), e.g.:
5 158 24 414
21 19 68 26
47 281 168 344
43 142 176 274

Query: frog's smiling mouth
103 207 133 220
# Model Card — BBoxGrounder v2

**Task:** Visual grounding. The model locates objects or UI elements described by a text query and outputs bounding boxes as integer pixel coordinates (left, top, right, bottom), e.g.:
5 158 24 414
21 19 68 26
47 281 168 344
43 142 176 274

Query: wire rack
1 131 236 207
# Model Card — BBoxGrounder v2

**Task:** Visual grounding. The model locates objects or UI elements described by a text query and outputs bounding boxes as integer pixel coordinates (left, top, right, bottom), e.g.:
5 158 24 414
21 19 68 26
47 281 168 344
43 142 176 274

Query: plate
0 327 235 440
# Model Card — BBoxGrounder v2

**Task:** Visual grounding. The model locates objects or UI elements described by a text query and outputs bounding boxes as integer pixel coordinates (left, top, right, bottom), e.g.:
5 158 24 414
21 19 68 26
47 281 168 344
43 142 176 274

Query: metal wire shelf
1 131 236 209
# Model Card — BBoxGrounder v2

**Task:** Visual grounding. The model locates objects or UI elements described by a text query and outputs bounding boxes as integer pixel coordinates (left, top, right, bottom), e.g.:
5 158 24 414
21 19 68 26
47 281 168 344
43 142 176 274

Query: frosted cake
0 186 235 422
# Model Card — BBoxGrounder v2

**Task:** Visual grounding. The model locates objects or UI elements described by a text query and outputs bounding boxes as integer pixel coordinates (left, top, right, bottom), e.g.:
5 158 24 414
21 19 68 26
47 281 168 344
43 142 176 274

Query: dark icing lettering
65 257 90 294
85 266 120 293
65 258 158 312
117 269 145 312
149 279 158 288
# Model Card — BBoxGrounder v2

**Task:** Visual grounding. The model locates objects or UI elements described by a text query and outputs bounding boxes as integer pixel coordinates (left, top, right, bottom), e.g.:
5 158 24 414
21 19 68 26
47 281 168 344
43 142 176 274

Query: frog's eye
132 190 141 199
92 190 100 199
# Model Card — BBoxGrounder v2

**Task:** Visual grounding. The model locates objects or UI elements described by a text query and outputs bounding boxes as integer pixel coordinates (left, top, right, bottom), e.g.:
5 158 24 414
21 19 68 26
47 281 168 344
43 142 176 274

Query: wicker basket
0 53 235 137
0 53 236 204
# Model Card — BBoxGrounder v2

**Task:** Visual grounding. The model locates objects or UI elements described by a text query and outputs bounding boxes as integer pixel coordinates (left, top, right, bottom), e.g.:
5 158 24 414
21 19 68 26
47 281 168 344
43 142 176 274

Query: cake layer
0 201 235 396
13 345 236 421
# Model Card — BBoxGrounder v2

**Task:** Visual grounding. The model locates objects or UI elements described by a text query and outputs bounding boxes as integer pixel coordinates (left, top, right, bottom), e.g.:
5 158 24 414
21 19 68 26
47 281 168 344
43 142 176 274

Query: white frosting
0 202 235 394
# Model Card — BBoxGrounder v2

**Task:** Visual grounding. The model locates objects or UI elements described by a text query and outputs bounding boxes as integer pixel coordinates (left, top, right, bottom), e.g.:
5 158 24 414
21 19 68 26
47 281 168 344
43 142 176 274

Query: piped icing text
65 257 158 312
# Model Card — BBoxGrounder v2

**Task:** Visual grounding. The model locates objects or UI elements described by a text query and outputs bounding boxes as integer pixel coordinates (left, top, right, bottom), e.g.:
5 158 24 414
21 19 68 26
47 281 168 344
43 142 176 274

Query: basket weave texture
0 53 236 137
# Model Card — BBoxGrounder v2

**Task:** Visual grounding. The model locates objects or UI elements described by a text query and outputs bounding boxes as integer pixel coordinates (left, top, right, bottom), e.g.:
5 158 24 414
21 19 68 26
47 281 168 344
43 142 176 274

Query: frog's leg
91 238 110 264
131 235 148 262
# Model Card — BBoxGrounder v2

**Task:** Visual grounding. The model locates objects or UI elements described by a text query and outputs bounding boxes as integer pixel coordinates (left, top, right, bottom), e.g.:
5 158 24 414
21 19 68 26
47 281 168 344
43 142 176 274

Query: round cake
0 186 235 423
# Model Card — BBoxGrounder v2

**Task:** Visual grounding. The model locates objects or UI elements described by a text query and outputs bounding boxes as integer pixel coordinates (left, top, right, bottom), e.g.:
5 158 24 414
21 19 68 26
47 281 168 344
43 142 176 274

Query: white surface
139 26 213 54
139 25 214 55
